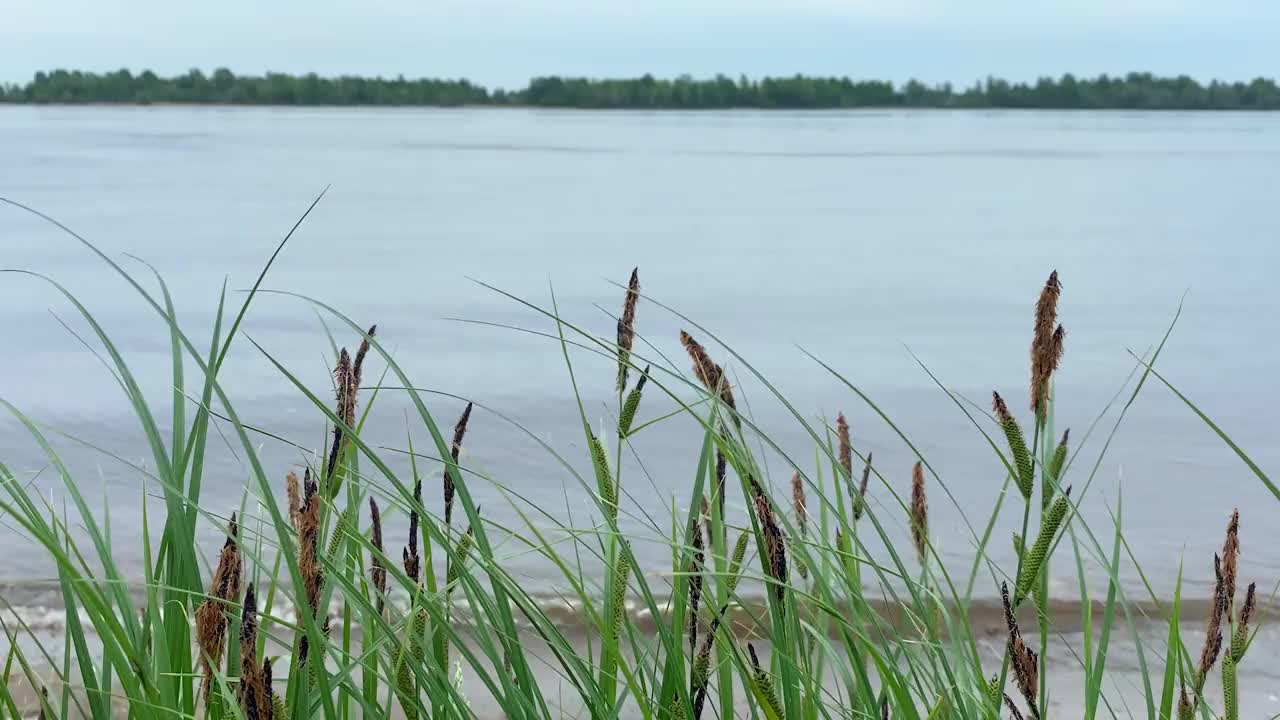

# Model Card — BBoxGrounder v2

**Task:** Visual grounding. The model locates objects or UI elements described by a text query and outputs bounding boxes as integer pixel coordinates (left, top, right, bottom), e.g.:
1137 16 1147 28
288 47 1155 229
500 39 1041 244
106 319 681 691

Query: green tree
8 68 1280 110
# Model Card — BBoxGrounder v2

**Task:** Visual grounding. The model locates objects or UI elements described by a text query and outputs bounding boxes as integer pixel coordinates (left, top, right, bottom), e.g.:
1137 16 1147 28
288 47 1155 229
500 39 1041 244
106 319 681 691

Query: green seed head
396 634 420 720
691 650 710 690
609 545 632 645
325 507 350 564
1044 429 1069 508
987 674 1001 706
748 644 783 717
412 607 428 661
447 527 476 589
1223 651 1238 720
993 392 1034 500
590 432 617 521
618 388 643 437
1016 487 1071 605
726 531 750 598
618 366 649 437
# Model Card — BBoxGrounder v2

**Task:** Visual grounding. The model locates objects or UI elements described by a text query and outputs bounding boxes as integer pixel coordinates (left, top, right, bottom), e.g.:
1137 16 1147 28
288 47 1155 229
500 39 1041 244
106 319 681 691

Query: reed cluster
1 237 1272 720
1181 510 1258 720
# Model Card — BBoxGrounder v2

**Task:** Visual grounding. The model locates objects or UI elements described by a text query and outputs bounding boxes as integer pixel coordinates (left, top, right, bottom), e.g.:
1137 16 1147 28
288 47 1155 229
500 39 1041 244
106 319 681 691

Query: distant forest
3 69 1280 109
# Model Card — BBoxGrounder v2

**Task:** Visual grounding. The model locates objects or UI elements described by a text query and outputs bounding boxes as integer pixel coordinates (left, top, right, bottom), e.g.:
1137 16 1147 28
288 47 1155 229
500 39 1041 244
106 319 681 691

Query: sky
3 0 1277 89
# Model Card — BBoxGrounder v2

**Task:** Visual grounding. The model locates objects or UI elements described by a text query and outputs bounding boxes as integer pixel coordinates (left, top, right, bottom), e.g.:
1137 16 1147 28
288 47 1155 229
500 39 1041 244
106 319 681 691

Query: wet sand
8 610 1280 718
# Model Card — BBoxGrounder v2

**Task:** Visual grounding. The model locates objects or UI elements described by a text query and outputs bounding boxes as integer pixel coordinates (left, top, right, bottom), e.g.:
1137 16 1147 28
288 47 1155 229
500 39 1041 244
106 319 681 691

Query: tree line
3 68 1279 110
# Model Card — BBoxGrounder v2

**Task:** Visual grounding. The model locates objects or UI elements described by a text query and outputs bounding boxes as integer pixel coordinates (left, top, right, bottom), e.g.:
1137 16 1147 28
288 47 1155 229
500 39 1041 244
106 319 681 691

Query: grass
0 195 1273 720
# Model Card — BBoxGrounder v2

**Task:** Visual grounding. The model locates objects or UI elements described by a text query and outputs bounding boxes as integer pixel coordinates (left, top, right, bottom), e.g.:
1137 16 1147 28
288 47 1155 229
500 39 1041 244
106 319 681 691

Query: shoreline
4 577 1273 638
2 102 1280 114
8 620 1280 718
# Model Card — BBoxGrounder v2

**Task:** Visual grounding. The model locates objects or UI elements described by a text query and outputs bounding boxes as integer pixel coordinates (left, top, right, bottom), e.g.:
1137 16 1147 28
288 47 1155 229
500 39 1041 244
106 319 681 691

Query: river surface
1 106 1278 619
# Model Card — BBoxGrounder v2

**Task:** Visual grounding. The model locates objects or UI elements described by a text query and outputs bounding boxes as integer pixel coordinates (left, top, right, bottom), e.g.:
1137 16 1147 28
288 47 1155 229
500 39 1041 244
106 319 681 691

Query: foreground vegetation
4 68 1280 109
0 195 1274 720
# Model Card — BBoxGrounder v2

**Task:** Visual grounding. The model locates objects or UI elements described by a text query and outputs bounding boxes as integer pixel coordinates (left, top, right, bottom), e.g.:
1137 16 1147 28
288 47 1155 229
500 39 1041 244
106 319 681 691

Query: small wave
676 147 1100 160
7 583 1269 640
396 140 618 155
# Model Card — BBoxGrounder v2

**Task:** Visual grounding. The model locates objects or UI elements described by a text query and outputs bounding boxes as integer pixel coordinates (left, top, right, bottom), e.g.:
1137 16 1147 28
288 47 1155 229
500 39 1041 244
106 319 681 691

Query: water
1 106 1278 615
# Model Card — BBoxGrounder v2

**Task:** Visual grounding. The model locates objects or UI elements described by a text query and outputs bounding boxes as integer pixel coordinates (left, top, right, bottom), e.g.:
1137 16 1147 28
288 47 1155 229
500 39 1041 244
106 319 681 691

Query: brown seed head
194 599 225 699
196 513 241 700
335 348 355 429
616 268 640 391
680 331 739 427
213 513 242 601
444 402 473 528
1198 553 1227 679
369 497 387 614
680 330 718 394
791 470 808 535
1220 509 1240 613
285 471 302 531
750 478 788 609
1177 683 1193 720
297 488 323 665
298 494 321 606
910 462 928 565
1031 270 1063 417
836 413 852 481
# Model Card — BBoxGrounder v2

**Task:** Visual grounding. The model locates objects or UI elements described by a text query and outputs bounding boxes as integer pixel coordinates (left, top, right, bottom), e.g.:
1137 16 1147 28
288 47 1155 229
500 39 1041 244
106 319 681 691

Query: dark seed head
353 324 377 389
444 402 474 528
369 497 387 613
910 462 928 565
616 268 640 391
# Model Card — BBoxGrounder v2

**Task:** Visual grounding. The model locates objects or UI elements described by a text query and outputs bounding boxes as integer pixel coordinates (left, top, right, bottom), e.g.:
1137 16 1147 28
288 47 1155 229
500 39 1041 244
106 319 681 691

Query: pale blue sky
4 0 1277 88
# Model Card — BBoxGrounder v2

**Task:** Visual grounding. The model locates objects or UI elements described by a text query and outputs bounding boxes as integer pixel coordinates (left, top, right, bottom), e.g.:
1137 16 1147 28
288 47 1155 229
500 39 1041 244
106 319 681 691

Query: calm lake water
1 106 1278 613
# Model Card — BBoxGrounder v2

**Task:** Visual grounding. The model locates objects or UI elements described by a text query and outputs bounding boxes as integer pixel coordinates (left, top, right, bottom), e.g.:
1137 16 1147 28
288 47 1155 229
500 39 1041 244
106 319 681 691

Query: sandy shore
8 618 1280 718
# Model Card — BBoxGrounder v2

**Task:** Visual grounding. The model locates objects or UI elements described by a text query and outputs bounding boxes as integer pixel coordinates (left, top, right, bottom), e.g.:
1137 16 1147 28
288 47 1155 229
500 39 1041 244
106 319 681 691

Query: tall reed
194 514 241 702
